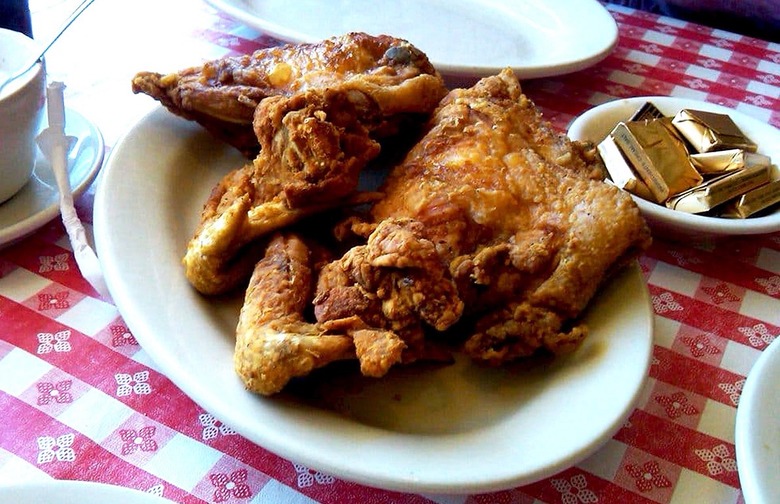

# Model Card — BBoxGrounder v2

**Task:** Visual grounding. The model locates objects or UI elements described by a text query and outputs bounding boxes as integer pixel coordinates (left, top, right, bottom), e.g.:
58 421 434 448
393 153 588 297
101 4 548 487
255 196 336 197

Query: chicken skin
132 32 447 157
316 69 652 366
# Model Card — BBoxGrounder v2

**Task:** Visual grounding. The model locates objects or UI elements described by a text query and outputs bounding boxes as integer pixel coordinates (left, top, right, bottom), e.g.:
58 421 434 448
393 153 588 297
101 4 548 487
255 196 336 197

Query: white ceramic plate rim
0 108 104 247
94 106 653 494
0 480 172 503
567 96 780 237
203 0 617 78
735 337 780 504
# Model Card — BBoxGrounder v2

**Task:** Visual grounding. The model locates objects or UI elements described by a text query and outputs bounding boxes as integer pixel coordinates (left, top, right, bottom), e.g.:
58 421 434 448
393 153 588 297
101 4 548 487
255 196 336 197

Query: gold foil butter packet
719 179 780 218
690 149 771 175
629 101 665 122
666 164 771 214
610 119 702 203
596 135 654 201
672 109 758 153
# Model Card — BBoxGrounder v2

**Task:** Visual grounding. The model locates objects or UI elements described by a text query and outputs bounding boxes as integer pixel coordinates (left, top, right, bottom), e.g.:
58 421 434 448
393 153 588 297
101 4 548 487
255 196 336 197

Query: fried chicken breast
316 68 652 366
132 32 447 156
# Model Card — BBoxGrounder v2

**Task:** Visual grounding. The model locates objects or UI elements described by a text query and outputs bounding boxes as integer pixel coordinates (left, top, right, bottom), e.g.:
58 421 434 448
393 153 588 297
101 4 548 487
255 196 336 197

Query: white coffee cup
0 28 46 204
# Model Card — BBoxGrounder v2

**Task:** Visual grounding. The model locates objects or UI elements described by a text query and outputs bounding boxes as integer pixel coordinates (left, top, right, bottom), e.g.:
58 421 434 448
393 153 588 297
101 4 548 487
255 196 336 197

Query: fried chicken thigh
316 69 652 365
132 32 447 156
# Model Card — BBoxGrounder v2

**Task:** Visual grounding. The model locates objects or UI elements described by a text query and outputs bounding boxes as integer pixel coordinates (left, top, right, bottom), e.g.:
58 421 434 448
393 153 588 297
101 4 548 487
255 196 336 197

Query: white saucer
0 108 104 248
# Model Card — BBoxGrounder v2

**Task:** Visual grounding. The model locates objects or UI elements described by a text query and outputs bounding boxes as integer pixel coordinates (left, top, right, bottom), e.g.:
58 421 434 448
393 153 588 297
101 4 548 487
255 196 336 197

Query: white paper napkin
37 81 112 301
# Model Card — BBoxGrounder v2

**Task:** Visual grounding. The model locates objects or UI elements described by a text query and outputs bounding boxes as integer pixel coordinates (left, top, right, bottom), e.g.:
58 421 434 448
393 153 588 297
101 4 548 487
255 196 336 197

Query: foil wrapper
719 179 780 219
672 109 757 153
596 135 654 200
690 149 771 175
629 101 665 122
610 119 702 203
595 101 775 219
666 164 771 213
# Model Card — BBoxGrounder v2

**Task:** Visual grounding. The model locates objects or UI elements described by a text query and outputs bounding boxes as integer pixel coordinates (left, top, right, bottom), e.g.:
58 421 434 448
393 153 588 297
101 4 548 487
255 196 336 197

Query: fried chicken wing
315 69 651 366
183 87 383 295
235 232 416 394
234 233 355 396
132 32 447 156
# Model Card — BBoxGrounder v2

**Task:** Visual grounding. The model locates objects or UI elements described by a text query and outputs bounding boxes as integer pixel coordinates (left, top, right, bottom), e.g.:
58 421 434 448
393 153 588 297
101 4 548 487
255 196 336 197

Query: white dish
567 96 780 239
0 108 104 248
0 480 173 503
736 337 780 504
203 0 618 79
94 107 654 494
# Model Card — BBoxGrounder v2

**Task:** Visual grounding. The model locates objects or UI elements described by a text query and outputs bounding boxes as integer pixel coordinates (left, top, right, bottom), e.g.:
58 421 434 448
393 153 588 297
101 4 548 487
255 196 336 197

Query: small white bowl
567 96 780 239
0 28 46 204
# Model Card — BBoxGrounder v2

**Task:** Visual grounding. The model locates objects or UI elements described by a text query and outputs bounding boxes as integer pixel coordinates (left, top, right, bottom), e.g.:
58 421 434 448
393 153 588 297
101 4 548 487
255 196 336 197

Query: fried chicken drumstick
132 32 447 157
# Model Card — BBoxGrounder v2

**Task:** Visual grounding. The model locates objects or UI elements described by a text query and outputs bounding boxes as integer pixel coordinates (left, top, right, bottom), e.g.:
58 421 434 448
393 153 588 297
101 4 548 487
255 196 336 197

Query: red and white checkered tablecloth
0 1 778 503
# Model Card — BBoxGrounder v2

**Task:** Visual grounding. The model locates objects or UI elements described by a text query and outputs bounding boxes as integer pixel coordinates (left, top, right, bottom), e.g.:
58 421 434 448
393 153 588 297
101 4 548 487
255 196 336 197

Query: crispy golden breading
132 32 447 156
313 218 463 364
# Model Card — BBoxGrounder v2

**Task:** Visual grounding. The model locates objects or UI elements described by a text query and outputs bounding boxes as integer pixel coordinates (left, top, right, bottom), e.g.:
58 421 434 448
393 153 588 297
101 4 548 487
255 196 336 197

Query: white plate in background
204 0 618 79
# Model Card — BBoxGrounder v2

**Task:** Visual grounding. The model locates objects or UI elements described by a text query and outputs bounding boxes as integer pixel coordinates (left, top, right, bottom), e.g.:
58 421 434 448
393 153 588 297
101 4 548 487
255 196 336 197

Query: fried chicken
181 50 651 394
315 69 652 366
183 86 383 295
234 233 355 396
313 218 463 364
235 232 424 394
132 32 448 157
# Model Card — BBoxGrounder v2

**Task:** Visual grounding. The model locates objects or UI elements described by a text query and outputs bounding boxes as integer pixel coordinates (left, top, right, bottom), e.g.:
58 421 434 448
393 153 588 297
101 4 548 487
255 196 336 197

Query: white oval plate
736 337 780 504
0 481 172 504
0 108 104 248
567 96 780 239
203 0 617 79
94 107 653 494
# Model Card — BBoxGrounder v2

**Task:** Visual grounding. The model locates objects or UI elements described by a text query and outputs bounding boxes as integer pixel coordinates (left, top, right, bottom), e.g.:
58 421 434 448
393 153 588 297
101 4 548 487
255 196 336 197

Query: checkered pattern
1 1 778 503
